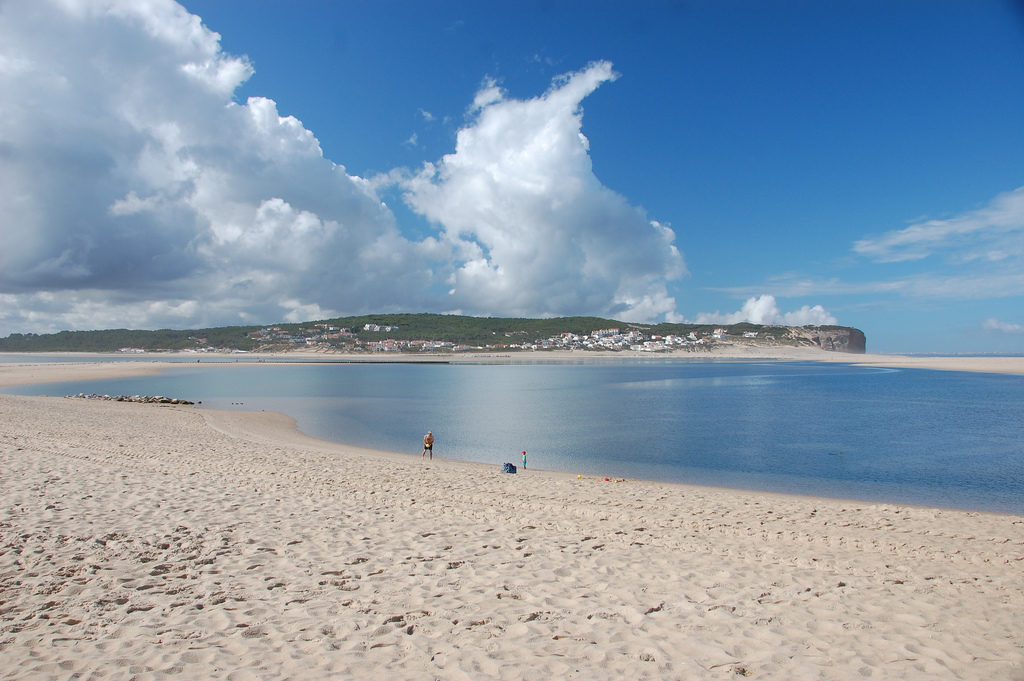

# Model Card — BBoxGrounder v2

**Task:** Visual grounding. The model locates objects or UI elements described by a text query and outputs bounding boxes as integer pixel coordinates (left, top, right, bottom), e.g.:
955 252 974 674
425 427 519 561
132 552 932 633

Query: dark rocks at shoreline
66 393 195 405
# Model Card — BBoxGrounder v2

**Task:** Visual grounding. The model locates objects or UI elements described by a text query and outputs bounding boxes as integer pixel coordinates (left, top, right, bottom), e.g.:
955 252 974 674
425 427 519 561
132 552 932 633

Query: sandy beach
3 393 1023 681
2 356 1023 680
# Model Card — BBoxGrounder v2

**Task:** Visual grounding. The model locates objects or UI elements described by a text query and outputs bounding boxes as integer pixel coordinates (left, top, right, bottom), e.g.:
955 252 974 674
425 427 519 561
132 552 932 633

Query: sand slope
1 394 1022 680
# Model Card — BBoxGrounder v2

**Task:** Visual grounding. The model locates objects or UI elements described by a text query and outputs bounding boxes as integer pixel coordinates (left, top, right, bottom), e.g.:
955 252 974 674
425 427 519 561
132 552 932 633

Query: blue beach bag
502 463 517 474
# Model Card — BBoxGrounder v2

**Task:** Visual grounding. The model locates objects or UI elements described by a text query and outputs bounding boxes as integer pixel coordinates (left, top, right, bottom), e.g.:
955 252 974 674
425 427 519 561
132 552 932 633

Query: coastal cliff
787 326 867 354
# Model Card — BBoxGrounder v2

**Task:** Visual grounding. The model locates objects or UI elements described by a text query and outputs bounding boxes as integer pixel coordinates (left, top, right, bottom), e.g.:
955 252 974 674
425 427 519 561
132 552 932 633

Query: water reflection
5 360 1023 513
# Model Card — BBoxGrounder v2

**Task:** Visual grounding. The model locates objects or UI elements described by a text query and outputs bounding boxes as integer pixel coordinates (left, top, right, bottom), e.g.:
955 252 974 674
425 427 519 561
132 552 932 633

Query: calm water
7 359 1024 514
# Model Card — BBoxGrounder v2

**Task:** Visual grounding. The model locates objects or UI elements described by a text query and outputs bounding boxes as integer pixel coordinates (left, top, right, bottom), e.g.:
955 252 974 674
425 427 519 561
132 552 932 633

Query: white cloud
0 3 687 335
982 318 1024 335
781 304 838 326
716 267 1024 303
0 291 205 334
400 61 686 322
854 186 1024 263
696 295 837 326
843 186 1024 316
0 0 449 333
470 76 504 111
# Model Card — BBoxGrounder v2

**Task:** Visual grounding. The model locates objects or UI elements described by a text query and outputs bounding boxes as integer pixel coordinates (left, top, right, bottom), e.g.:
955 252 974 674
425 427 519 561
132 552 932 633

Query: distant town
210 323 744 354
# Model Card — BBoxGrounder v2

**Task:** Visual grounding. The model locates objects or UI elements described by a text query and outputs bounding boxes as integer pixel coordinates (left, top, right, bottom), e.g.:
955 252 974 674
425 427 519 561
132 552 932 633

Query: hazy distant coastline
0 314 866 355
3 345 1024 388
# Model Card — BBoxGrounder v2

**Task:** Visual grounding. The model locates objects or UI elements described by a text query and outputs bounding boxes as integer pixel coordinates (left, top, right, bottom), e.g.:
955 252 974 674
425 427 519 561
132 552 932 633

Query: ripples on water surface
7 358 1024 513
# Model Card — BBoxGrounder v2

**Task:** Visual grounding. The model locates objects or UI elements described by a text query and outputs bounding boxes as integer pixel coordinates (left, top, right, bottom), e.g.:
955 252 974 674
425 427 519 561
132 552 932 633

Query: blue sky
2 1 1023 353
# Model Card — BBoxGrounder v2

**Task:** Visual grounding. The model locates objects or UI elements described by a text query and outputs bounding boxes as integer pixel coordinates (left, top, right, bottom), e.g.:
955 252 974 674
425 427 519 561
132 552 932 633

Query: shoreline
181 397 1024 518
2 391 1022 679
3 346 1024 380
3 380 1018 518
3 351 1022 511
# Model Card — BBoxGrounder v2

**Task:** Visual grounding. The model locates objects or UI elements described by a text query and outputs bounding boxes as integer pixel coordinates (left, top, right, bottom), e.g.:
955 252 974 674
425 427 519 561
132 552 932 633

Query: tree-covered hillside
0 327 259 352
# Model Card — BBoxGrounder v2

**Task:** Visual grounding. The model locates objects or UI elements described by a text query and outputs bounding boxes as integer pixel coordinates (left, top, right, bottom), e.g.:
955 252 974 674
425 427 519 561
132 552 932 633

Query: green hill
0 313 866 353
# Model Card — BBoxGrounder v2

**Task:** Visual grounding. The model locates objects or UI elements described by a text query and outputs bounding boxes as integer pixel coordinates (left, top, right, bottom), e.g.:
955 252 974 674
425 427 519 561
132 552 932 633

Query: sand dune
2 392 1022 680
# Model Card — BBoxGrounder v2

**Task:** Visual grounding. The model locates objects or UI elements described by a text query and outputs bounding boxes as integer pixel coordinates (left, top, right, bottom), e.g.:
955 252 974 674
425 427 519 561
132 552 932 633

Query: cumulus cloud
854 186 1024 263
696 295 837 326
0 0 442 334
982 318 1024 335
0 3 687 334
400 61 686 322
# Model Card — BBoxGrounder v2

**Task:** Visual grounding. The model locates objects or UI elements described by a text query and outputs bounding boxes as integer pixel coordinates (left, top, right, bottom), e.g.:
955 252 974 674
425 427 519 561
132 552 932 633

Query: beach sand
2 356 1023 679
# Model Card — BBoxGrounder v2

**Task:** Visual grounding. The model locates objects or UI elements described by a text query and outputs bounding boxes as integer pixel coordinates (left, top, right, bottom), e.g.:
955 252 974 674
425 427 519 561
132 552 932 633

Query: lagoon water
7 359 1024 514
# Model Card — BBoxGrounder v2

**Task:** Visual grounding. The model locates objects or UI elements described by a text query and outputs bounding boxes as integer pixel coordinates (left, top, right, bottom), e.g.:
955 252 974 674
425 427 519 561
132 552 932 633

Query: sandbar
3 346 1024 390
